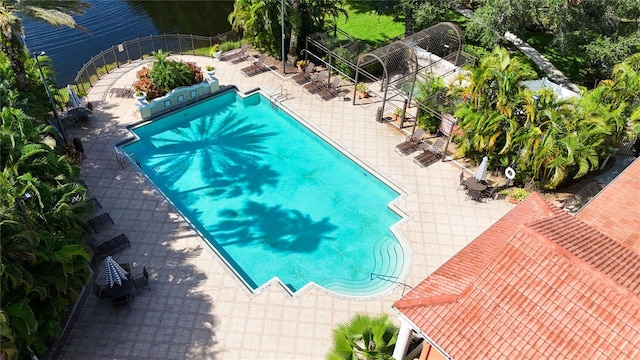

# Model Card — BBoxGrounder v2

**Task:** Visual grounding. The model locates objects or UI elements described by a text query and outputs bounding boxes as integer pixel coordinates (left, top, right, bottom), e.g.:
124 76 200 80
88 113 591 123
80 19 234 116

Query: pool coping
112 85 414 300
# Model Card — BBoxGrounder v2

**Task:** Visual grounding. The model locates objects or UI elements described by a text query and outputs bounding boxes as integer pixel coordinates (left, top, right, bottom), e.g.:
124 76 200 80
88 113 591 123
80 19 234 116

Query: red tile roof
577 158 640 254
394 186 640 359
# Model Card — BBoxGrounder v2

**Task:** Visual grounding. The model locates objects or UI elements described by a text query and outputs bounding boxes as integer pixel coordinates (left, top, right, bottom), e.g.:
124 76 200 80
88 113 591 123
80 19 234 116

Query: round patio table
464 177 488 192
102 277 134 298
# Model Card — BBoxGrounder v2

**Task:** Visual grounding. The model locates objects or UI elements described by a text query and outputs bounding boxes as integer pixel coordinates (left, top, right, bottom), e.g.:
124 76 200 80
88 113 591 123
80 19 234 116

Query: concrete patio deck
56 54 513 359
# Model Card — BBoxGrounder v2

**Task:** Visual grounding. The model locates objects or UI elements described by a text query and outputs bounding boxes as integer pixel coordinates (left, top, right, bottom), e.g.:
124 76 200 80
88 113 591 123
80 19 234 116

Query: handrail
269 84 289 106
370 272 413 296
72 32 240 94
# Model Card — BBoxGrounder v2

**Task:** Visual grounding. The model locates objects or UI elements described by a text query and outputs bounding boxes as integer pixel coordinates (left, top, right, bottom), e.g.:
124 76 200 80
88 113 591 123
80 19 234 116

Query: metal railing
72 32 239 94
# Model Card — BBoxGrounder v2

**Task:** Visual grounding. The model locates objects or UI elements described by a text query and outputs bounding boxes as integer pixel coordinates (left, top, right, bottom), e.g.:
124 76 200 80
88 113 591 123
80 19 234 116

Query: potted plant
296 59 309 72
133 90 147 104
209 44 222 58
205 65 216 79
356 82 369 99
506 188 530 204
393 108 403 121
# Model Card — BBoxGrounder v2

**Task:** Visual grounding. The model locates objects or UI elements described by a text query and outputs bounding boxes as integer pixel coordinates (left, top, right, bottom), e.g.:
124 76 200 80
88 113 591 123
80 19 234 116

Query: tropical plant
1 105 92 360
132 50 202 100
228 0 346 61
327 314 398 360
450 47 640 189
0 0 90 91
356 82 369 93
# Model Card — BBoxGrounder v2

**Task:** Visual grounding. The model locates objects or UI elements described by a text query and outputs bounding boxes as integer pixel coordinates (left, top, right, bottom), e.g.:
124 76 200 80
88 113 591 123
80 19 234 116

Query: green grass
336 6 404 46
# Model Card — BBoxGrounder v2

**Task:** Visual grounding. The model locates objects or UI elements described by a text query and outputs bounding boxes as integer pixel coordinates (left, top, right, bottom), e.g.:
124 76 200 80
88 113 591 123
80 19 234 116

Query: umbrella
67 84 82 108
475 156 489 182
104 256 128 287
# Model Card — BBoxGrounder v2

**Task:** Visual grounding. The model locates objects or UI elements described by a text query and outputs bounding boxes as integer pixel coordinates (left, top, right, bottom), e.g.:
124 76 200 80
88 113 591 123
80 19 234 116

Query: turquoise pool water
121 90 405 296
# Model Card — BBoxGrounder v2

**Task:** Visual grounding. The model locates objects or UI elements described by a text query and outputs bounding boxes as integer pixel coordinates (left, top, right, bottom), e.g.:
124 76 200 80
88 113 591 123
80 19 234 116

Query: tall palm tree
327 314 398 360
0 0 90 91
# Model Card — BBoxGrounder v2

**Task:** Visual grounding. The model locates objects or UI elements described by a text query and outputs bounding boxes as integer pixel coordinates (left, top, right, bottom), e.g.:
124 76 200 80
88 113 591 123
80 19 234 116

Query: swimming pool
121 89 406 296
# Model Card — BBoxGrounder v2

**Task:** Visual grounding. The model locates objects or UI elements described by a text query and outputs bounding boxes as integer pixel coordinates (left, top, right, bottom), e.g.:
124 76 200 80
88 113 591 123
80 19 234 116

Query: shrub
510 188 530 201
220 40 241 52
133 50 203 100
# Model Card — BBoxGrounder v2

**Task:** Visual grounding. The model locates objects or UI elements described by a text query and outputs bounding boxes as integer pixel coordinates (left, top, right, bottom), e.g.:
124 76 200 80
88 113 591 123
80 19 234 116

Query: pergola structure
302 22 475 132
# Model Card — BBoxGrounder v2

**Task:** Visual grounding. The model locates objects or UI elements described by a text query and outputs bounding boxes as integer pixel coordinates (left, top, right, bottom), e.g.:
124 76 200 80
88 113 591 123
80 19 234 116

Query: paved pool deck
56 54 513 359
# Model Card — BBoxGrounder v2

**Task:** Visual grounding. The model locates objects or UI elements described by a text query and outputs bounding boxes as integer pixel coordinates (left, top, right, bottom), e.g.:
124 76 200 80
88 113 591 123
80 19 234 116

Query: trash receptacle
73 137 84 153
376 107 383 122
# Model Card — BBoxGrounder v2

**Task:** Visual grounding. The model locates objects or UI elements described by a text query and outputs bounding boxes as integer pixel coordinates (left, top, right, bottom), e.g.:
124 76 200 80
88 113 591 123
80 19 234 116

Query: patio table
464 177 488 192
102 277 134 298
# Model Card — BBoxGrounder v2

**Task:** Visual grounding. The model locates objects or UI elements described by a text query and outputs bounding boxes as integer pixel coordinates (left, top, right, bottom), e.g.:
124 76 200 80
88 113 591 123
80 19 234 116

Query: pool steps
319 235 406 296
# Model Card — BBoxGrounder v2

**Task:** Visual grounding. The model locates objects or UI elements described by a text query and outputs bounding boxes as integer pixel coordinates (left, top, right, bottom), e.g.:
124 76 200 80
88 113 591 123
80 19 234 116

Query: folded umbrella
475 156 489 182
67 84 82 108
104 256 128 287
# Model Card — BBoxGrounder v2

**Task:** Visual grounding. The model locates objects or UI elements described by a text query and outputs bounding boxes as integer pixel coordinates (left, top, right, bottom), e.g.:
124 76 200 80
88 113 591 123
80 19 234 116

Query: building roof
394 160 640 359
577 158 640 254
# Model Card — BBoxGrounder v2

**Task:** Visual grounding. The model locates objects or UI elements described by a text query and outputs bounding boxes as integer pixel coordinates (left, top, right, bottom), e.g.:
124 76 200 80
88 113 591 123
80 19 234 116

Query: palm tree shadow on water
211 200 338 253
136 106 339 254
143 110 278 191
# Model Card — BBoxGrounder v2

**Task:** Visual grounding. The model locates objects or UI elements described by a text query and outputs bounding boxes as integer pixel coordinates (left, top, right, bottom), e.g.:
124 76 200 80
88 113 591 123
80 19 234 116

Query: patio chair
92 283 108 305
88 212 114 232
465 188 484 202
395 128 426 156
291 62 316 84
480 186 498 202
132 266 152 294
302 72 327 95
318 78 343 101
413 138 444 168
457 171 466 190
240 54 267 77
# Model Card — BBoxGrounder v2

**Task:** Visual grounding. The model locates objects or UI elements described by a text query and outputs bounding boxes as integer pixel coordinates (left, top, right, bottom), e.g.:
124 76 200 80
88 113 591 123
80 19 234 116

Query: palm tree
327 314 398 360
1 104 91 359
0 0 90 91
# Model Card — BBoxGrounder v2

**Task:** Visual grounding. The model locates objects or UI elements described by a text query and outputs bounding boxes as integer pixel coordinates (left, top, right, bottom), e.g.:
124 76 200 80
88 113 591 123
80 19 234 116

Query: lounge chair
109 87 133 98
318 78 342 100
291 62 316 84
302 72 327 95
240 54 267 77
395 128 426 156
413 138 444 168
221 43 249 63
88 212 114 232
92 233 131 261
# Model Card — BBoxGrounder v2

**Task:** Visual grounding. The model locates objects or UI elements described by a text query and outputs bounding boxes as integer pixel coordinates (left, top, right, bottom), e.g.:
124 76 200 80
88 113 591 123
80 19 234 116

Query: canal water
22 0 234 85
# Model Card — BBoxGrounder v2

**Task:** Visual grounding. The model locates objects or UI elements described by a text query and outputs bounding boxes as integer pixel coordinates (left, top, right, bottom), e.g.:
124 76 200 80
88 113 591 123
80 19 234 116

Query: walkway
56 54 513 359
457 8 580 93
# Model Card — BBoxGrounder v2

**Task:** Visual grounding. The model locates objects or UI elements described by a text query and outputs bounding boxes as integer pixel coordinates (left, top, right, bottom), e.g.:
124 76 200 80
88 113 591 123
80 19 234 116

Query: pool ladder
270 85 289 108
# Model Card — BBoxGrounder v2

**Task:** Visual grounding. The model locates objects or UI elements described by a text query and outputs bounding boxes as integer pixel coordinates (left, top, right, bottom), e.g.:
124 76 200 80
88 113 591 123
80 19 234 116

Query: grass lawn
336 6 404 46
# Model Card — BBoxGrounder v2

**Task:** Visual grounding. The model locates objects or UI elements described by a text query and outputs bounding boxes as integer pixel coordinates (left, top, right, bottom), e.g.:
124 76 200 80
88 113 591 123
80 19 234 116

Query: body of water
22 0 233 85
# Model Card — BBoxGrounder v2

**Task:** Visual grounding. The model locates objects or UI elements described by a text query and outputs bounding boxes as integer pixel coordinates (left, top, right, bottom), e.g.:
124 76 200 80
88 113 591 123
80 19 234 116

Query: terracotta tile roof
577 158 640 254
394 192 640 359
